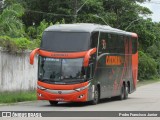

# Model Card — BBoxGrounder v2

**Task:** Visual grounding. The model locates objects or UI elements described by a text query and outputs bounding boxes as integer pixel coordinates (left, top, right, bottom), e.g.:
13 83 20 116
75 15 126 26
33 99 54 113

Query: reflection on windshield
38 56 86 83
41 32 90 52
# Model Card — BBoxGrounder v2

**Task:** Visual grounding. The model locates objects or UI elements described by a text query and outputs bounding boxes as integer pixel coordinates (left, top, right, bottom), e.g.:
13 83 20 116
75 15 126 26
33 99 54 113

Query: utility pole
73 0 78 23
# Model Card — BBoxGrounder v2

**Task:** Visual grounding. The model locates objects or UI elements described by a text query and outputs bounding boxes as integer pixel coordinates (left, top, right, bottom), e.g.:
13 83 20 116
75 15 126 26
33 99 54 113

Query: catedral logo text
106 56 123 65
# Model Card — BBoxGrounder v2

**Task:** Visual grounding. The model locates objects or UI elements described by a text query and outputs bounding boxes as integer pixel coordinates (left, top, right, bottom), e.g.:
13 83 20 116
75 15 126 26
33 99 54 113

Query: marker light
74 83 90 92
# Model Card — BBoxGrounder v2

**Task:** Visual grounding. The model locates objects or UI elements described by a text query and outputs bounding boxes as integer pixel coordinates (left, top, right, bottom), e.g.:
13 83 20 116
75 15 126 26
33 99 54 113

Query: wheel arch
97 84 101 99
127 81 131 93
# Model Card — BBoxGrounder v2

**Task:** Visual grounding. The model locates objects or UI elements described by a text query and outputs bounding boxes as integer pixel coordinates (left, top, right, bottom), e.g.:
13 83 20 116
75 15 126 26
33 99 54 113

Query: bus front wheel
49 101 58 106
90 86 99 105
118 84 125 100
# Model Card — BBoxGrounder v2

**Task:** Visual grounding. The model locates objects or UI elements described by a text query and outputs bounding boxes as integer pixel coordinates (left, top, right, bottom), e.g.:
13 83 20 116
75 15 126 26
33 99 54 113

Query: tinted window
98 32 125 55
91 32 99 48
98 32 108 55
41 31 90 52
132 38 138 54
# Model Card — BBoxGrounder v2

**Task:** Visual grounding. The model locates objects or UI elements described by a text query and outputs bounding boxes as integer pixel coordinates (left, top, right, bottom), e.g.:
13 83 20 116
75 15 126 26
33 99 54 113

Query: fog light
78 94 84 99
38 93 43 97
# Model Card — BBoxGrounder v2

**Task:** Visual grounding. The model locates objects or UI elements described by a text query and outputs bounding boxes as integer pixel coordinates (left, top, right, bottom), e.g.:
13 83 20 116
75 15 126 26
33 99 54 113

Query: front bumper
37 88 88 102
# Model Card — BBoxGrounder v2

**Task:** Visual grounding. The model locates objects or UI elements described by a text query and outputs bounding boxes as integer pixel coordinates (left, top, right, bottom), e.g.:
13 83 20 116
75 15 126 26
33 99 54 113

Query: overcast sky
140 0 160 22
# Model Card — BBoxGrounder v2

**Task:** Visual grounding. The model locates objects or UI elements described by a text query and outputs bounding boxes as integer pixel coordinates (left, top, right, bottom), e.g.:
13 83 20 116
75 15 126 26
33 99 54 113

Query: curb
0 100 37 106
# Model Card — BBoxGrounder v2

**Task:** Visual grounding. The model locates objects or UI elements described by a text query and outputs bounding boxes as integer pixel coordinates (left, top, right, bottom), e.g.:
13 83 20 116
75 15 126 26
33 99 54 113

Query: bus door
97 32 112 98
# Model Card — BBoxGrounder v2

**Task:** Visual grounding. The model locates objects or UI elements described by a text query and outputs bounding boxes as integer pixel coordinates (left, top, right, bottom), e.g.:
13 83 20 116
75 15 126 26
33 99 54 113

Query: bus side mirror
30 48 40 65
83 48 96 67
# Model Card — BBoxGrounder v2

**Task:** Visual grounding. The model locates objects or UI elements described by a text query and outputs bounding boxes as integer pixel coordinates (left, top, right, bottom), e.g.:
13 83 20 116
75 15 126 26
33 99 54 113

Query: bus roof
45 23 138 37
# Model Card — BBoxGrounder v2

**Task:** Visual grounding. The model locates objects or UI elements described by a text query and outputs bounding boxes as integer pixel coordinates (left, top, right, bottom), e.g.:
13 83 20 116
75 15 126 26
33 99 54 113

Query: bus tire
49 101 58 106
124 84 128 99
118 84 125 100
90 86 99 105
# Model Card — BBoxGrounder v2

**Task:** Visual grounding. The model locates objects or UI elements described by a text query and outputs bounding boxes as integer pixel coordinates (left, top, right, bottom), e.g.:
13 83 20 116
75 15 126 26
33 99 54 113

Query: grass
0 91 37 104
137 79 160 87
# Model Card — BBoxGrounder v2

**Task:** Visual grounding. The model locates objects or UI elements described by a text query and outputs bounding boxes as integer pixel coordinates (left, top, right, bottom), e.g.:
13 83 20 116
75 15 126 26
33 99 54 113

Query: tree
0 3 25 37
2 0 160 80
138 51 158 80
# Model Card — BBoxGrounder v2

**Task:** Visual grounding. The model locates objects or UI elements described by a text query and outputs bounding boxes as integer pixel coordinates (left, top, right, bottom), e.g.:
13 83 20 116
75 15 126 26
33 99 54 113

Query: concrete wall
0 49 38 92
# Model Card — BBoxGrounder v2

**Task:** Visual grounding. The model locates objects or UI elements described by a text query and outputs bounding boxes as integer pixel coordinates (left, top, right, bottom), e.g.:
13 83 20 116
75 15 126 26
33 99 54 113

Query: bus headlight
37 85 46 90
74 83 90 92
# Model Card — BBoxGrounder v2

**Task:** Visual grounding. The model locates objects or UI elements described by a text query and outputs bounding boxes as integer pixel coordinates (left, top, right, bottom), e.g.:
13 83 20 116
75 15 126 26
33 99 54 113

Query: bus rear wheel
124 84 129 99
49 101 58 106
90 86 99 105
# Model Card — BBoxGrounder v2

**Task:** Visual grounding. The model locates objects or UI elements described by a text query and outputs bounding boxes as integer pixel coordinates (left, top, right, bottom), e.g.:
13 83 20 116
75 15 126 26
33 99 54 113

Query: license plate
56 98 64 101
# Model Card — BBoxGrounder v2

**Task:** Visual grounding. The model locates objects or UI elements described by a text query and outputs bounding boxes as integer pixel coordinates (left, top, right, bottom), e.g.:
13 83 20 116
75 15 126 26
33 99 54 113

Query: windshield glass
38 56 86 84
40 31 90 52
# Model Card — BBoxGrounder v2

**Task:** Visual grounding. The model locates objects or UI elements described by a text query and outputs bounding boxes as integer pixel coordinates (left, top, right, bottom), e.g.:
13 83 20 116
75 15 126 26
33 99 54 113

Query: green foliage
27 26 37 39
0 3 25 37
29 39 41 50
36 20 53 39
138 51 158 80
0 36 31 52
27 19 53 40
130 19 157 51
0 91 36 103
147 42 160 59
0 36 17 52
14 37 32 51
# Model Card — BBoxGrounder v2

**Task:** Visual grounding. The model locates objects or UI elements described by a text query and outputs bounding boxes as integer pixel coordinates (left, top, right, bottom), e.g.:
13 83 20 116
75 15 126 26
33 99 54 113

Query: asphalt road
0 82 160 120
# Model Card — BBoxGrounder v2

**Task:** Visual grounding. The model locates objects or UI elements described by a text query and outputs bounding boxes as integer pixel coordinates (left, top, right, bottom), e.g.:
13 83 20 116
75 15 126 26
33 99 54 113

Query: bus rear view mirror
30 48 40 65
83 48 96 67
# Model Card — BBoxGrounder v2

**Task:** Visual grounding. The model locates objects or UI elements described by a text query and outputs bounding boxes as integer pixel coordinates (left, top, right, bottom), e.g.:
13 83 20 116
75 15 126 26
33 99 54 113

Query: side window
117 35 125 54
108 34 117 53
86 63 94 79
132 38 138 54
98 32 108 55
91 32 99 48
98 32 125 55
107 34 125 54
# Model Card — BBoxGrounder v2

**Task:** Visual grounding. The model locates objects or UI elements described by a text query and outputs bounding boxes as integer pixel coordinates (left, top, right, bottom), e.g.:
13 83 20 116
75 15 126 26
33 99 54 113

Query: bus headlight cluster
74 83 90 92
37 85 46 90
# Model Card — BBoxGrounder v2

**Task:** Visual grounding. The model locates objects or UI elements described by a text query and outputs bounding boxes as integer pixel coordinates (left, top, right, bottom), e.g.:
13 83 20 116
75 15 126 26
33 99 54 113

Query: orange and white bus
30 23 138 105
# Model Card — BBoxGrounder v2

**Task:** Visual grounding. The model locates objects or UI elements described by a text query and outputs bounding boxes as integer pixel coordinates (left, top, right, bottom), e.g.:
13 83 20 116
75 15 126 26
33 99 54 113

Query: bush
14 37 32 51
29 39 41 50
138 51 158 80
27 26 37 39
0 36 17 52
0 36 32 52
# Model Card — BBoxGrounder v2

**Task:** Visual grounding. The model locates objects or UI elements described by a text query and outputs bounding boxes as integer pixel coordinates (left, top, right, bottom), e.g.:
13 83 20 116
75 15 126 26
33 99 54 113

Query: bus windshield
38 56 86 84
40 31 90 52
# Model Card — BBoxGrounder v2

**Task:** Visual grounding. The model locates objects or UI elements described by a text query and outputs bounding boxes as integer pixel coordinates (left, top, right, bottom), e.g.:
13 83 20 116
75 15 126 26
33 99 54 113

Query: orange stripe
38 50 87 58
83 48 97 66
132 52 138 88
30 48 97 66
30 48 40 64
